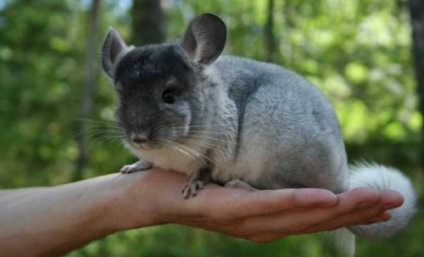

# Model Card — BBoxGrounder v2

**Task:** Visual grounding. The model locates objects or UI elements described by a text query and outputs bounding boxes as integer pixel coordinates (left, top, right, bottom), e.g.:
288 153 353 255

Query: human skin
0 169 403 257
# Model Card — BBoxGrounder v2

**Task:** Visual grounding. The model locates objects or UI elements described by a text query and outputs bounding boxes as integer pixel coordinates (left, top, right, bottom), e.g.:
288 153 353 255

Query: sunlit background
0 0 422 256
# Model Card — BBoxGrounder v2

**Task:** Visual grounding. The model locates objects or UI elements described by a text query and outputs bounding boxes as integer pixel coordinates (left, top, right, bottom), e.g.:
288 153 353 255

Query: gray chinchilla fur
101 13 417 257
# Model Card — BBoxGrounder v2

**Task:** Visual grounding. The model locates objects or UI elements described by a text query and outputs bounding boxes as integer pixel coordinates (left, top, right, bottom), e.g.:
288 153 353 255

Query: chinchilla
101 13 416 256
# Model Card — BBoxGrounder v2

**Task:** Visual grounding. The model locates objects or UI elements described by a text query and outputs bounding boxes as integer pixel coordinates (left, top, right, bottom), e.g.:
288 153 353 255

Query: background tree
265 0 276 62
409 0 424 165
131 0 166 45
75 0 101 181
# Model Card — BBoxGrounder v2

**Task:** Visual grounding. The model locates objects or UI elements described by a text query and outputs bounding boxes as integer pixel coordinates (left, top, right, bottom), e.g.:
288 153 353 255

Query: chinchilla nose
131 134 148 145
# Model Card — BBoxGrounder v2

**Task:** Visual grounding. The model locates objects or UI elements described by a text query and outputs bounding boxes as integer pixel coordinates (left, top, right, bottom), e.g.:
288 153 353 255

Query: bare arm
0 169 403 257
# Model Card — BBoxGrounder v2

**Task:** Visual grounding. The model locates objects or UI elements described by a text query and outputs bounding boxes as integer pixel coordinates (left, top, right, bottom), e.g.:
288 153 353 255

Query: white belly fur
129 142 207 177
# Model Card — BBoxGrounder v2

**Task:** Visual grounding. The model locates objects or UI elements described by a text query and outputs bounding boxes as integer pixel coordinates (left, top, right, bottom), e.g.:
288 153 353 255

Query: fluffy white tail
335 163 417 256
348 163 417 239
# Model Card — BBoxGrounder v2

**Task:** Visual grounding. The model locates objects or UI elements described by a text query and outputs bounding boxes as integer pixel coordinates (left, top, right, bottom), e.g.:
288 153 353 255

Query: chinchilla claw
181 180 205 199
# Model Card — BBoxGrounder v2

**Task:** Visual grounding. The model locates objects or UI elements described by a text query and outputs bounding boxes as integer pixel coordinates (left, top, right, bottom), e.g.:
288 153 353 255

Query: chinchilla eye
162 90 176 104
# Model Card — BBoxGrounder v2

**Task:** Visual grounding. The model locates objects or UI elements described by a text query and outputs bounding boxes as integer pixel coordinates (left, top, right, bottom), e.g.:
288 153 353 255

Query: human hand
110 169 403 243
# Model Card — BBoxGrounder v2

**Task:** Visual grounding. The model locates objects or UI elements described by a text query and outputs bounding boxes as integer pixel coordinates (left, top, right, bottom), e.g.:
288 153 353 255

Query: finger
300 202 393 233
240 209 392 243
336 187 381 210
240 209 390 243
214 185 395 219
378 189 404 209
263 188 382 231
197 187 338 219
304 189 403 233
281 188 383 232
217 207 386 239
213 188 385 236
309 188 403 231
303 209 389 234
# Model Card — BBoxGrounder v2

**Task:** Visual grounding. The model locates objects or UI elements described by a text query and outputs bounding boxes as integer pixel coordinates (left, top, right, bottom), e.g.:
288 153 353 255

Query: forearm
0 174 130 257
0 188 48 205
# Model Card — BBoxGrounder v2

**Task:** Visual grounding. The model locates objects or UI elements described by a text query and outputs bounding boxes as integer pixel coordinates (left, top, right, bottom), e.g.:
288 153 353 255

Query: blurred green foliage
0 0 422 256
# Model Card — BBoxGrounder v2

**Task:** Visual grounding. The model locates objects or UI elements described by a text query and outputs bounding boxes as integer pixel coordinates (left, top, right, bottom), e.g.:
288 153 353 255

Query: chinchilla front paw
120 160 152 174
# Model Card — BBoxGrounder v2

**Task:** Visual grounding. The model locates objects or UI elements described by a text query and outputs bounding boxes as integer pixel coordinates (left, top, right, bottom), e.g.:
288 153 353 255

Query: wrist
108 169 193 230
103 171 169 231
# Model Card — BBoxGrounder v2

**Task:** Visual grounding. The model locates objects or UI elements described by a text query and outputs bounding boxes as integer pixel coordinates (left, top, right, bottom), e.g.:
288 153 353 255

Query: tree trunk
74 0 100 181
265 0 276 63
131 0 166 45
409 0 424 167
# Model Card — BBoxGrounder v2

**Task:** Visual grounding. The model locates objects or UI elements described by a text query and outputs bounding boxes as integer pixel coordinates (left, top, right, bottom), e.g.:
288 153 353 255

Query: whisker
170 144 199 160
160 139 218 166
179 142 221 165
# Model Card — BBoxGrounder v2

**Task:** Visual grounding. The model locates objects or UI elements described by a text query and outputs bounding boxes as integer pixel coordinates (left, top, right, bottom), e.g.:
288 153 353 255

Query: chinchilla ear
102 27 131 78
182 13 227 66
